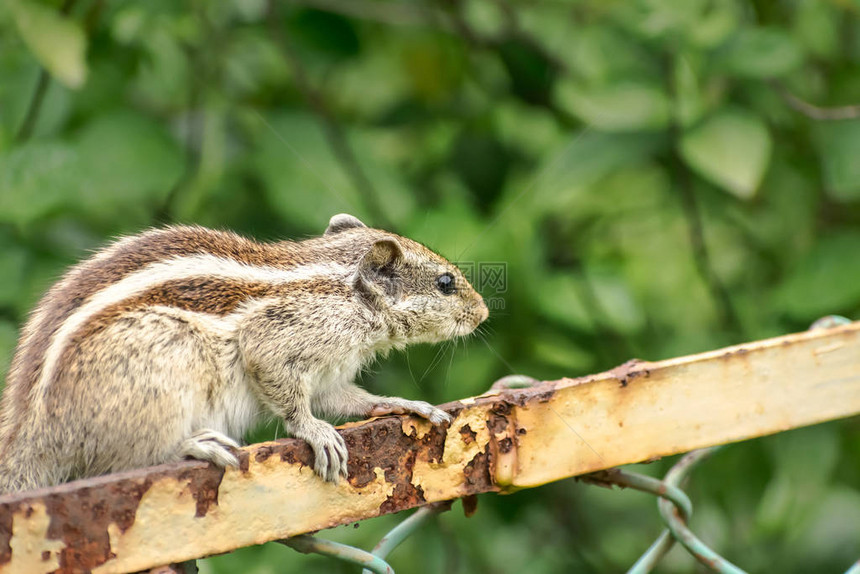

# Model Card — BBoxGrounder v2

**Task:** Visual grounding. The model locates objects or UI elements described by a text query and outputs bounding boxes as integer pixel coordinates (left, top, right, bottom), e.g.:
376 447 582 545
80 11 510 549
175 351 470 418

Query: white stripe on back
38 254 349 393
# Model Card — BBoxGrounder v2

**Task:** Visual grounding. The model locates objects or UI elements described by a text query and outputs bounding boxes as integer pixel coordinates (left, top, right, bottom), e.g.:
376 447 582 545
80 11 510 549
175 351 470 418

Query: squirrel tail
0 438 59 494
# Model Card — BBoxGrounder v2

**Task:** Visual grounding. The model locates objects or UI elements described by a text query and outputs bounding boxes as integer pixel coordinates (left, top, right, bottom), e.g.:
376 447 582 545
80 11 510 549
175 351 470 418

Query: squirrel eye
435 272 456 295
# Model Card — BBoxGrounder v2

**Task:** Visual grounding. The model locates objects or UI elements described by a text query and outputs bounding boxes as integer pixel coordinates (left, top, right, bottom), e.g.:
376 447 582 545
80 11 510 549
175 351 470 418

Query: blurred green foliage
1 0 860 572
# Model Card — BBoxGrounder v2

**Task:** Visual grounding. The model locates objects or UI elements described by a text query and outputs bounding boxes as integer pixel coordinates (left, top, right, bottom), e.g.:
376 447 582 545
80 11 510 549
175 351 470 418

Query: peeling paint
178 468 224 518
813 342 844 356
458 425 477 445
0 323 858 573
487 401 518 490
411 408 492 501
606 359 649 388
400 418 433 440
8 503 64 573
94 462 395 573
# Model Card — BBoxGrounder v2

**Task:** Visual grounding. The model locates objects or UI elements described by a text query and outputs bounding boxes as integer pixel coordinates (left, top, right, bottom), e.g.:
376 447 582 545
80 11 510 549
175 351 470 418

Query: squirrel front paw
293 420 349 483
369 399 453 425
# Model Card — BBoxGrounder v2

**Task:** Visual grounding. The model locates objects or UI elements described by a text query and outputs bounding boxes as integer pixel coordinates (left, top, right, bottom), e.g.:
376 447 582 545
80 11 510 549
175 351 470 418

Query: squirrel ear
355 238 404 301
326 213 367 235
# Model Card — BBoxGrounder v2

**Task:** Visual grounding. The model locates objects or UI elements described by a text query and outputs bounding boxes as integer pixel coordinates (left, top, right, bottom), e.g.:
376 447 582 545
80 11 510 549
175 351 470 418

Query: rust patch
278 441 311 467
45 475 154 571
461 494 478 517
424 427 446 465
498 438 513 454
0 405 481 571
342 415 456 513
237 449 251 473
488 402 511 435
345 422 393 489
0 502 11 565
343 416 448 493
149 563 195 573
178 466 225 518
491 402 511 416
254 445 275 464
607 359 649 387
459 425 476 445
379 481 425 515
245 437 312 469
379 446 426 515
502 382 557 407
462 449 492 490
578 468 623 490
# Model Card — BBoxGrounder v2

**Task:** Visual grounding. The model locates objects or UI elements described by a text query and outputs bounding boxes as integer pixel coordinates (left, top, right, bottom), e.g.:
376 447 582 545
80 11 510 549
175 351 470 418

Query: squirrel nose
477 298 489 323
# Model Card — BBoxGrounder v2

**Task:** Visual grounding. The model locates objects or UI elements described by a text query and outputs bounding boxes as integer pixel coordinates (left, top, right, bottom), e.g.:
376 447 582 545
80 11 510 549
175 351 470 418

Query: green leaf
534 130 667 210
560 80 671 131
687 0 740 48
0 112 183 225
673 55 706 128
11 1 88 88
586 271 646 335
0 242 28 306
535 272 595 331
679 109 772 199
73 111 184 217
720 28 804 79
814 119 860 201
497 38 557 106
252 111 362 231
775 231 860 320
287 9 360 62
532 332 595 372
566 26 657 86
794 0 839 59
350 130 417 226
0 141 81 224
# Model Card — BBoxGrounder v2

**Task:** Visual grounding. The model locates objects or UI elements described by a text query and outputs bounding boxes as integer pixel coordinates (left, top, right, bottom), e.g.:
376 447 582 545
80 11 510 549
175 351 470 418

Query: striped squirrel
0 214 488 491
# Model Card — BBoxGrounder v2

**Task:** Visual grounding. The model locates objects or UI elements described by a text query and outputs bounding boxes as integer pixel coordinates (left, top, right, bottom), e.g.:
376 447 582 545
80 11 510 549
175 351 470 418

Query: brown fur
0 215 488 490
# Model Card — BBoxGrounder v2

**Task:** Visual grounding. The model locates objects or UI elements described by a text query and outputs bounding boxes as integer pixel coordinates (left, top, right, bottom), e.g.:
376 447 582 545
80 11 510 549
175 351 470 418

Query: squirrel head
326 214 489 344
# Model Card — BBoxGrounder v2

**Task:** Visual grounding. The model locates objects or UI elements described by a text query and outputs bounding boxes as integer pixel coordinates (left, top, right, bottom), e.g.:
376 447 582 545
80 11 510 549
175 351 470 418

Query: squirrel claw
178 429 241 468
427 408 453 425
298 421 349 483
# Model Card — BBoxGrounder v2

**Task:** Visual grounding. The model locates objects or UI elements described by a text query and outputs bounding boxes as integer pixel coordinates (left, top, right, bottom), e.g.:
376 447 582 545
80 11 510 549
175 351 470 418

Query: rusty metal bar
1 322 860 573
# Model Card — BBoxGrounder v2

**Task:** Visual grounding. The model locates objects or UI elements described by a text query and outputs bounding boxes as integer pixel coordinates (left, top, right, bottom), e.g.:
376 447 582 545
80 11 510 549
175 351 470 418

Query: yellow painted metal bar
0 323 858 573
511 322 860 487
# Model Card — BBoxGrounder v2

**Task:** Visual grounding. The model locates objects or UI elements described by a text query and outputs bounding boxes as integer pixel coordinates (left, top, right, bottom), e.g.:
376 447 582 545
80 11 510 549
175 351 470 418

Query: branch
267 1 395 230
437 0 578 129
773 81 860 121
665 56 742 336
14 0 80 144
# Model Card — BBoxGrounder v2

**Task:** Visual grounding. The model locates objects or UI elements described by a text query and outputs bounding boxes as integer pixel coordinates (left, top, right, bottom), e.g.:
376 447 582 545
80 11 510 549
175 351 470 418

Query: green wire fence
281 443 858 574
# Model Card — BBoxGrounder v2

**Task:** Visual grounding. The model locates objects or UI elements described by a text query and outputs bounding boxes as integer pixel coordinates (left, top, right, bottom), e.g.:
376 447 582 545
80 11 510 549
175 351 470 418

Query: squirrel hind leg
177 429 241 468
